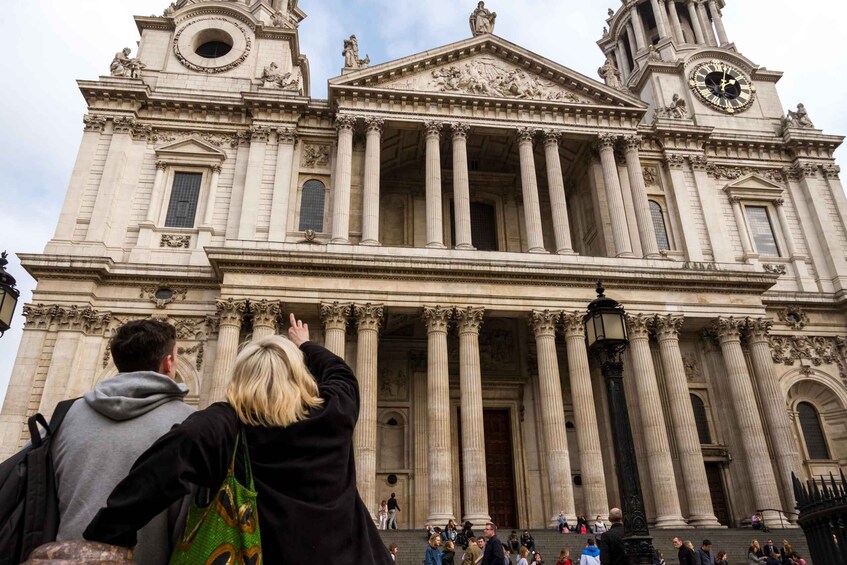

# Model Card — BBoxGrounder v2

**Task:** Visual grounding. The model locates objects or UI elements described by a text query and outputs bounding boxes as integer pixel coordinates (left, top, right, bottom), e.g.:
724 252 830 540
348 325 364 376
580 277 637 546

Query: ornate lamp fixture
584 281 655 564
0 251 20 336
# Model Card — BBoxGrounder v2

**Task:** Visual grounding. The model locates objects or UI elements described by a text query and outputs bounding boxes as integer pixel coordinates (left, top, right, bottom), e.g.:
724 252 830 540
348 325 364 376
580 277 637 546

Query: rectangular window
165 172 203 228
745 205 780 257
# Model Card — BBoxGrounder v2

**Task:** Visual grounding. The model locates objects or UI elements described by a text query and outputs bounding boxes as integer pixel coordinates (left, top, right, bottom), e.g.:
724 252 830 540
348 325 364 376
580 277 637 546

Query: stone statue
262 62 299 90
342 35 370 69
648 44 662 62
110 47 145 79
598 56 621 88
608 8 615 17
656 93 689 119
469 2 496 36
784 103 815 129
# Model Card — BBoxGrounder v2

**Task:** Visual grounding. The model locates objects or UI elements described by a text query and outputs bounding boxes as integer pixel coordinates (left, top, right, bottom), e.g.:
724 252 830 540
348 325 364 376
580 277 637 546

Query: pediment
329 35 646 109
155 137 227 163
723 173 784 200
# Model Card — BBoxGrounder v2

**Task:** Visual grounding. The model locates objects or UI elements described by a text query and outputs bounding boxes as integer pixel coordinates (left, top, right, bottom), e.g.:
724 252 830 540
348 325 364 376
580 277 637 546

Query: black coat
679 546 696 565
600 523 626 565
481 536 505 565
84 341 392 565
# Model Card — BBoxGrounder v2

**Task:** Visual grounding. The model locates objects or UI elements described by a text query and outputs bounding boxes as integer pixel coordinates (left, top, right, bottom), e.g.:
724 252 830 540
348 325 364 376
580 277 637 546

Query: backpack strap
46 398 80 437
25 398 80 447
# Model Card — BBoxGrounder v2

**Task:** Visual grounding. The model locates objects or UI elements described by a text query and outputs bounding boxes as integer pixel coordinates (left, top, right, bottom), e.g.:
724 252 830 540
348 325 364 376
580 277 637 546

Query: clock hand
721 68 727 93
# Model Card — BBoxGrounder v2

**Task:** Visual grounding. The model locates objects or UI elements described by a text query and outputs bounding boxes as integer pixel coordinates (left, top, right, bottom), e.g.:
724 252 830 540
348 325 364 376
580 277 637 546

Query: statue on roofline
110 47 145 79
469 2 496 36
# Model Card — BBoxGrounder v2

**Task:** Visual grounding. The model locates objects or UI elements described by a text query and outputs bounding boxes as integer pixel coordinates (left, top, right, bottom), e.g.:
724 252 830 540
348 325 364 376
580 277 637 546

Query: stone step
378 528 812 565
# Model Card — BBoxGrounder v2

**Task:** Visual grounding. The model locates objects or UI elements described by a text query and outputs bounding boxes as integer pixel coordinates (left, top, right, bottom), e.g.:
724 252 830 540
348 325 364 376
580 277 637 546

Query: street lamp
0 251 20 337
583 281 654 565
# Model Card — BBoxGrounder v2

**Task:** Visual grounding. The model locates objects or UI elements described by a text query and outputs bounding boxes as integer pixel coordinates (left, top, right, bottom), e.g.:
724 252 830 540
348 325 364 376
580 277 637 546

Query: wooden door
705 462 731 526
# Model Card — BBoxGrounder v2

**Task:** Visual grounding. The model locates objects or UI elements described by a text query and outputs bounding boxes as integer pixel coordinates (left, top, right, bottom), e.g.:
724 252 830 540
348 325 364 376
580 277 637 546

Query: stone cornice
19 253 215 285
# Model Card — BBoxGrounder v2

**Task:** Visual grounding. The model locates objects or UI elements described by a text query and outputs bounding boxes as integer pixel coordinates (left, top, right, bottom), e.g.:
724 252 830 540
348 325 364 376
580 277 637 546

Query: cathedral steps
378 528 812 565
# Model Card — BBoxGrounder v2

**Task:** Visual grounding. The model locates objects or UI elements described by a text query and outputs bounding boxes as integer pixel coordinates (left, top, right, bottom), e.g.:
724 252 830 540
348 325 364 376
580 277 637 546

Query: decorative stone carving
160 234 191 248
110 47 144 78
424 121 443 138
42 305 113 335
451 122 470 140
354 303 384 332
655 94 688 119
777 306 808 330
653 314 684 340
642 166 659 186
822 164 841 180
140 286 187 309
665 154 686 169
249 126 272 142
454 306 484 333
598 56 621 89
706 164 785 183
712 316 744 341
174 18 252 74
648 45 663 62
769 335 843 369
597 133 617 149
791 162 820 180
335 115 356 133
178 342 205 371
530 310 558 336
423 305 452 333
782 103 815 130
378 367 408 400
365 117 385 135
342 35 370 69
261 62 300 91
516 127 535 144
560 311 585 337
250 299 282 330
469 2 497 36
422 57 584 103
83 115 107 133
625 313 652 337
301 144 330 168
111 117 137 134
763 264 788 276
689 155 709 171
215 298 247 327
543 130 561 147
682 354 701 382
170 317 207 341
22 304 53 331
321 301 352 330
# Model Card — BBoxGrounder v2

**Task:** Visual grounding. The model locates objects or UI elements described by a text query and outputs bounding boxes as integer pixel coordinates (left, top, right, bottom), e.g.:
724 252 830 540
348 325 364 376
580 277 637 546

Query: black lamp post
0 251 20 337
583 281 654 565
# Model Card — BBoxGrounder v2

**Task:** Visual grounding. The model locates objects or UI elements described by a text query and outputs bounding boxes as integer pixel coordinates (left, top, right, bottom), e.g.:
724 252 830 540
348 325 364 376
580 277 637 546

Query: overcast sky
0 0 845 406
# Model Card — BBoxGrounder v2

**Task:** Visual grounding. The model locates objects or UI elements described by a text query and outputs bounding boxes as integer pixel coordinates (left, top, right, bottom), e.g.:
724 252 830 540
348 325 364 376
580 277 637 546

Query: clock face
689 61 755 114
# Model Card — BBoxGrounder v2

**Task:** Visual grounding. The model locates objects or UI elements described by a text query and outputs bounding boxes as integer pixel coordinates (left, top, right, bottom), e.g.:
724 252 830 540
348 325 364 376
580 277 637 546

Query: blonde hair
226 335 323 427
429 534 441 548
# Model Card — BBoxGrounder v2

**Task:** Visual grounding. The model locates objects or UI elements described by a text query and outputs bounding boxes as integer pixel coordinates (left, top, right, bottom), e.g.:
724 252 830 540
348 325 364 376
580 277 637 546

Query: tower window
690 394 712 444
193 29 234 59
745 206 780 256
798 402 831 460
649 200 671 251
299 179 326 232
165 172 202 228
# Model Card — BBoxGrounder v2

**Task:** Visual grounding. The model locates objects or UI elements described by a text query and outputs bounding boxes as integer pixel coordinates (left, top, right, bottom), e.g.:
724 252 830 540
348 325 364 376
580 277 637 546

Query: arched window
798 402 831 460
690 394 712 444
649 200 671 251
298 180 325 232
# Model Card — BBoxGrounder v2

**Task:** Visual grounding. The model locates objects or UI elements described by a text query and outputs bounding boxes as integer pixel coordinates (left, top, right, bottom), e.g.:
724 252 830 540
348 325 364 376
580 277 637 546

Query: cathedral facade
2 0 846 530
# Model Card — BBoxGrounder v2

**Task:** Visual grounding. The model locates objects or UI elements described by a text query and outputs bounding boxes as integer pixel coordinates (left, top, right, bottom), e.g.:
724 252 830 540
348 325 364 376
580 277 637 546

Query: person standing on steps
387 492 401 529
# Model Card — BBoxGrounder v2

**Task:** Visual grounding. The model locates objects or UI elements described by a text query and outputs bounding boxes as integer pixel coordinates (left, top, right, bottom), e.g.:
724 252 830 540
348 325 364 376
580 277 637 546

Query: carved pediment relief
379 55 591 104
155 137 227 164
722 173 784 201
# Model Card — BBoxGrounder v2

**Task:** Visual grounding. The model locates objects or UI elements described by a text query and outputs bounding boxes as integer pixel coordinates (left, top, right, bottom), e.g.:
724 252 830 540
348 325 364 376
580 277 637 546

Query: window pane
690 394 712 444
745 206 780 256
798 402 831 460
164 172 202 228
649 200 670 251
299 180 325 232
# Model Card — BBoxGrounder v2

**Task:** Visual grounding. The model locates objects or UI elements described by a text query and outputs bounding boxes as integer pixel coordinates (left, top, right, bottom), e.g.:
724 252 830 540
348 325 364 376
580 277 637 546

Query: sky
0 0 845 406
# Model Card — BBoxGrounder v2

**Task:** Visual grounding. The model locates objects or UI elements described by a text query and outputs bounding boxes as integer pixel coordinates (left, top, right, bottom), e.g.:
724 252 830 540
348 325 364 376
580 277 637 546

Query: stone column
630 4 648 51
650 0 671 39
626 314 687 528
517 128 547 253
425 121 446 249
86 118 134 243
238 126 270 240
626 23 640 67
543 131 574 254
623 135 660 258
598 134 634 257
250 300 280 340
665 155 703 261
331 115 356 244
320 302 351 359
713 317 784 524
531 310 576 524
728 196 756 258
666 0 685 43
687 0 706 44
146 161 168 223
654 315 721 527
707 0 729 44
746 318 802 519
697 0 718 46
451 123 474 250
561 313 609 520
208 299 246 404
455 306 490 524
353 303 383 521
616 40 632 78
361 118 384 246
423 306 455 523
202 164 222 227
268 128 297 241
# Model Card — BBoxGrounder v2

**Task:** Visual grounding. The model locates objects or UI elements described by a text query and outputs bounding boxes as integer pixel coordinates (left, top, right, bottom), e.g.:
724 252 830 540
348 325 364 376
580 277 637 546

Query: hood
582 545 601 558
84 371 189 421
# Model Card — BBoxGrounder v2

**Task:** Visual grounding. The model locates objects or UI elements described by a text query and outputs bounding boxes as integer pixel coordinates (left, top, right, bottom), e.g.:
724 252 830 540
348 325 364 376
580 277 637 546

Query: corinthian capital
653 314 684 341
561 312 585 338
365 117 384 135
625 313 651 338
454 306 484 334
216 298 247 327
712 316 744 342
335 114 357 133
249 299 282 328
745 317 773 342
543 130 561 147
423 305 452 333
530 310 559 337
516 127 536 144
321 302 352 330
424 121 443 138
354 303 384 332
623 134 643 151
597 133 618 149
451 122 471 140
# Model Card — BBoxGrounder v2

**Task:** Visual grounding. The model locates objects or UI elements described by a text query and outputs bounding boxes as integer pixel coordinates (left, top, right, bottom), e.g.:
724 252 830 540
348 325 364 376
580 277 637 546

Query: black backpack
0 399 77 565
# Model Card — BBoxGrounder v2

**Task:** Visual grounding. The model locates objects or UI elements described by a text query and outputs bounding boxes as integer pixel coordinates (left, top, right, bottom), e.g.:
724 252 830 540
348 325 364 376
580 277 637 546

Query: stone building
1 0 846 530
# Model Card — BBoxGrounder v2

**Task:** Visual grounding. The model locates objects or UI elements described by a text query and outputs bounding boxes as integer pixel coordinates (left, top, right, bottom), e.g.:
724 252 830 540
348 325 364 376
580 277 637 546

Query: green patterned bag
170 430 262 565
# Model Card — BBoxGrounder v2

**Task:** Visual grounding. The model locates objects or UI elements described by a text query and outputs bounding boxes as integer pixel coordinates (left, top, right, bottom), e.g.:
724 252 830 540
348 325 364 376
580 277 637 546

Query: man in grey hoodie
51 318 195 564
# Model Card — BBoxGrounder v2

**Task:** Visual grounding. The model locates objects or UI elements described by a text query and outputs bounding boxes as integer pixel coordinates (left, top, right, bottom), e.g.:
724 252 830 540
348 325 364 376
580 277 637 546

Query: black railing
792 471 847 565
754 508 800 530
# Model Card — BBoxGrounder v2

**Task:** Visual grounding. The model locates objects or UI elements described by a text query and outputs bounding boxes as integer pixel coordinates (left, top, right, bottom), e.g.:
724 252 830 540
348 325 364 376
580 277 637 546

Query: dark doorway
705 462 731 526
457 408 518 528
449 202 498 251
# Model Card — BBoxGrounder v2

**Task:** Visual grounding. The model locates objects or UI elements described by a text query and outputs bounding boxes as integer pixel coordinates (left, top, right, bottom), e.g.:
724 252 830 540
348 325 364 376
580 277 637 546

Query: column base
360 239 381 246
615 251 637 258
330 237 351 245
462 512 492 527
427 512 457 525
455 243 475 251
556 249 578 255
528 247 549 254
686 514 724 528
426 242 447 249
651 515 690 529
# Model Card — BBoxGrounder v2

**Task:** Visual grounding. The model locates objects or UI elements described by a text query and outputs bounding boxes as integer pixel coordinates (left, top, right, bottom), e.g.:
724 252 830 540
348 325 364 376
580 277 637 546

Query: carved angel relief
380 56 589 104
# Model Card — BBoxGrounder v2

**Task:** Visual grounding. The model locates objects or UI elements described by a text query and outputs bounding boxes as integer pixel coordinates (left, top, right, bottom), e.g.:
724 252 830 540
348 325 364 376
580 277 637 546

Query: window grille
298 180 325 232
690 394 712 444
745 205 780 256
798 402 831 460
649 200 671 251
164 172 202 228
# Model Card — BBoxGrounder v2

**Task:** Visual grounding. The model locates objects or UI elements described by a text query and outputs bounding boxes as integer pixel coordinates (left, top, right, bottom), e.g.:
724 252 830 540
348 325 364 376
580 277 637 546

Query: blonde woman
425 534 443 565
84 314 393 564
518 546 531 565
749 540 766 564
